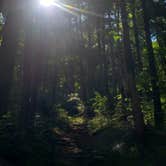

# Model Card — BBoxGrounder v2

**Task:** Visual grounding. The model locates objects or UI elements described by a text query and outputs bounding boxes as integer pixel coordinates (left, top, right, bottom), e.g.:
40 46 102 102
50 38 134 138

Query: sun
40 0 55 7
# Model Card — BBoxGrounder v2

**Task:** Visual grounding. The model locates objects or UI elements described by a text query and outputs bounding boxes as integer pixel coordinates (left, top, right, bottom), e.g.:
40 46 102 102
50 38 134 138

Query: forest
0 0 166 165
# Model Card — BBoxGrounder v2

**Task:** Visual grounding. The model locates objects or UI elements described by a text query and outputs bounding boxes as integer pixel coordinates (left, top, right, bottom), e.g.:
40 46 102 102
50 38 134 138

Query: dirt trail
53 124 98 166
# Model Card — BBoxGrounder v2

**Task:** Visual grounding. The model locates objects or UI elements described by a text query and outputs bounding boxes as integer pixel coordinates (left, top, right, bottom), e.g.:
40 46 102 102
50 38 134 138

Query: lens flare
39 0 102 18
40 0 55 7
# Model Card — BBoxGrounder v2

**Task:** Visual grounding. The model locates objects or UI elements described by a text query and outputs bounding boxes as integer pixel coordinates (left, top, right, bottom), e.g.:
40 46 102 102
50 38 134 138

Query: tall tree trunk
154 11 166 75
0 10 20 115
142 0 164 129
132 0 142 70
21 11 38 134
120 0 144 139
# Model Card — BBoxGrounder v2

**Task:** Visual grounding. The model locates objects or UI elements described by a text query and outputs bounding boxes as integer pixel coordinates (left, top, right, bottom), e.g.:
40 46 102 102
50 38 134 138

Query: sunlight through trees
0 0 165 165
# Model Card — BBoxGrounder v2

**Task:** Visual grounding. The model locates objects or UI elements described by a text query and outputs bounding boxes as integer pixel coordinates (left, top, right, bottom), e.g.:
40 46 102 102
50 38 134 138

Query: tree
0 1 21 115
120 0 144 138
142 0 164 129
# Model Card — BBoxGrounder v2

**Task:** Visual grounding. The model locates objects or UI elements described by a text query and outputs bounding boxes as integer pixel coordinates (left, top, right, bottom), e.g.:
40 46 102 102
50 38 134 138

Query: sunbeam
60 3 103 18
40 0 102 18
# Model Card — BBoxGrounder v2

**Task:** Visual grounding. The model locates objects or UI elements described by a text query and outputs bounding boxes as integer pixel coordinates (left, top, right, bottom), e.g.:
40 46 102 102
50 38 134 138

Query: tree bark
120 0 144 139
0 10 20 115
132 0 142 70
21 11 38 133
142 0 164 129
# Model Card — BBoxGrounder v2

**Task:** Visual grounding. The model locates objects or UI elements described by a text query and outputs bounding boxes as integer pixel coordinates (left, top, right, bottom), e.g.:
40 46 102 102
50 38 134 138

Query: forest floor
53 123 100 166
50 120 166 166
0 116 166 166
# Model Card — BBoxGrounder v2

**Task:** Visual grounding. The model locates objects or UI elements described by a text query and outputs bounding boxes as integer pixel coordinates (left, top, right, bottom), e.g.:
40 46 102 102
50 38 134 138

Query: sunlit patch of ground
68 116 85 126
